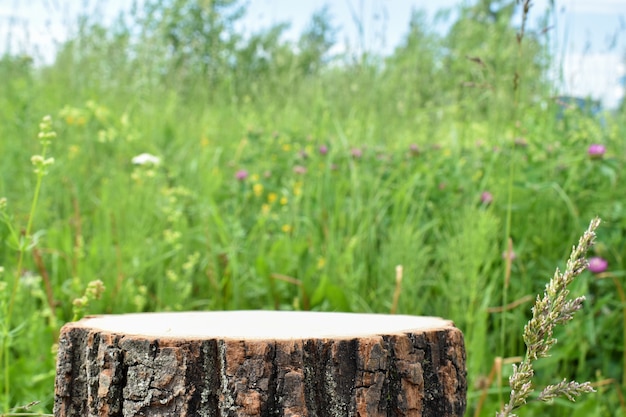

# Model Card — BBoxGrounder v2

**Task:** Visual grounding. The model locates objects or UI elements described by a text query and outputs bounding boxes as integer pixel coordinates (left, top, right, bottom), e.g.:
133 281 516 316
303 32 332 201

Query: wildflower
588 256 608 274
98 129 116 143
280 196 288 205
132 153 161 166
281 224 292 233
317 257 326 269
267 193 278 204
588 144 606 159
319 145 329 155
38 115 56 145
293 181 303 196
163 229 181 244
351 148 363 159
261 204 270 215
293 165 307 175
86 280 105 300
183 252 200 273
253 183 263 197
409 143 420 156
166 269 179 282
68 145 80 159
31 155 55 175
480 191 493 205
72 279 106 320
235 169 249 181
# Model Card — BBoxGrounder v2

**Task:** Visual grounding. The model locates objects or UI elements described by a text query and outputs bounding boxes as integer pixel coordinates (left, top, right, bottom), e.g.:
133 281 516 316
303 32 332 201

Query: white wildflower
131 153 161 166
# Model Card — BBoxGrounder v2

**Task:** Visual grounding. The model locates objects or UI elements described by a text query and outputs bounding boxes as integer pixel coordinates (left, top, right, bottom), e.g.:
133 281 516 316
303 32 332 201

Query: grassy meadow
1 0 626 415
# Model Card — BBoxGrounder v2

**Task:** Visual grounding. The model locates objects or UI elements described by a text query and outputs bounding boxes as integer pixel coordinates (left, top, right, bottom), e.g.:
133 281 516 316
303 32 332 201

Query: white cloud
558 0 626 14
560 52 624 108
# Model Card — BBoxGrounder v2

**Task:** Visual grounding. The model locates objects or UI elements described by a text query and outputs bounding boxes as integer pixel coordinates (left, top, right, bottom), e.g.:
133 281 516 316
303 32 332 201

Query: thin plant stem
500 0 532 387
6 165 45 326
1 116 55 412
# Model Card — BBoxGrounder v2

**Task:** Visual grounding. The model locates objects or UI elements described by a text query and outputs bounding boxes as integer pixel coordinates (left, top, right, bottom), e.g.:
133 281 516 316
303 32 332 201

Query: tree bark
54 311 466 417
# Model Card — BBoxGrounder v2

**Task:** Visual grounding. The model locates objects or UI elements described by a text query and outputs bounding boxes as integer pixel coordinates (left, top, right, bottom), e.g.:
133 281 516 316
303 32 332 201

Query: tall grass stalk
0 116 55 411
500 0 533 364
442 206 499 381
497 217 599 417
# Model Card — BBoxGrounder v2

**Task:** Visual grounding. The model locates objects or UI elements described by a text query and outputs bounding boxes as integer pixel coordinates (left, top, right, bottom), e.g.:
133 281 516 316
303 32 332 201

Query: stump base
54 311 466 416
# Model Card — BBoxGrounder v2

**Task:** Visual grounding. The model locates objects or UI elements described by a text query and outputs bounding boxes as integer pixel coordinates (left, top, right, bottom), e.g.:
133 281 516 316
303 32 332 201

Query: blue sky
1 0 625 107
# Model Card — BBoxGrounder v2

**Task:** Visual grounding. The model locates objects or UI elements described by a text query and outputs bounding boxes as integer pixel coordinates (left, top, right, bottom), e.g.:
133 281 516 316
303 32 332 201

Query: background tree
135 0 246 98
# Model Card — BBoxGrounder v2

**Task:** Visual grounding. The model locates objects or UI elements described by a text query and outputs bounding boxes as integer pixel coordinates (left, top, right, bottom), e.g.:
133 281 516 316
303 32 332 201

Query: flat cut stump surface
54 310 466 417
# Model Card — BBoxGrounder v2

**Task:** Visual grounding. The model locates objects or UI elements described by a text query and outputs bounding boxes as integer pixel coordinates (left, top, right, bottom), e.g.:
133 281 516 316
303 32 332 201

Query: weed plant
0 0 624 415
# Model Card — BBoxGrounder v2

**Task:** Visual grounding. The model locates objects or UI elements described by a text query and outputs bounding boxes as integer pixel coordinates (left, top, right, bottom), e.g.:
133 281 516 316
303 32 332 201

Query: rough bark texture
54 311 466 417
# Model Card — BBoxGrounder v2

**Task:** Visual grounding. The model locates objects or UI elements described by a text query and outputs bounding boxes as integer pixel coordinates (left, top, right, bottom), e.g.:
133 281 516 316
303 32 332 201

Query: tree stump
54 311 466 417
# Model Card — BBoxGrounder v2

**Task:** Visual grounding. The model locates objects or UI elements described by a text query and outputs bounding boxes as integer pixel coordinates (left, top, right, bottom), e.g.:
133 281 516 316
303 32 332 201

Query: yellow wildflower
317 257 326 269
68 145 80 159
293 181 303 196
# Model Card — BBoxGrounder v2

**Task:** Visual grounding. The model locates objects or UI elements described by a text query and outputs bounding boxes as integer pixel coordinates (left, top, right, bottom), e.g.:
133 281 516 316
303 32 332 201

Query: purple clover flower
588 144 606 159
588 256 608 274
409 143 420 156
480 191 493 205
293 165 307 175
235 169 249 181
319 145 328 155
351 148 363 159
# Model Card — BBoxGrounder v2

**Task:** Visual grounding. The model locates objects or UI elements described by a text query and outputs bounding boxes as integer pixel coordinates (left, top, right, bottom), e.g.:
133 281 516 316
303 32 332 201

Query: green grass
1 0 625 415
